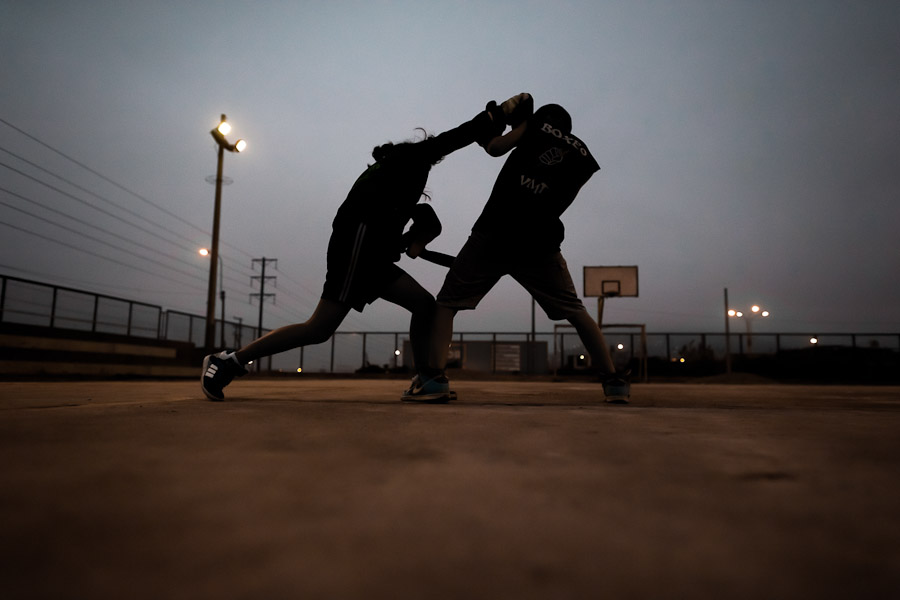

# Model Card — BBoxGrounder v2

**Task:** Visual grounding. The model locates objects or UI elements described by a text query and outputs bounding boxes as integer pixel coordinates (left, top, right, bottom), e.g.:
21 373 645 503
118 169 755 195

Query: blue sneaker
401 374 455 403
602 374 631 404
201 351 248 401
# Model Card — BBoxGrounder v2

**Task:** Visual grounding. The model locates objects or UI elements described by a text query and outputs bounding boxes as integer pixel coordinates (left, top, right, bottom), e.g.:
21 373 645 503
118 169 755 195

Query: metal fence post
330 335 336 373
362 332 367 368
0 276 7 322
50 287 58 328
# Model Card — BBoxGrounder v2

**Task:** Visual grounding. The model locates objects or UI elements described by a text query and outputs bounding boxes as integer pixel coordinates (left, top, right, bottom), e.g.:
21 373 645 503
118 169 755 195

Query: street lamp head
761 310 770 317
199 248 210 256
727 309 736 317
751 305 760 313
211 114 246 153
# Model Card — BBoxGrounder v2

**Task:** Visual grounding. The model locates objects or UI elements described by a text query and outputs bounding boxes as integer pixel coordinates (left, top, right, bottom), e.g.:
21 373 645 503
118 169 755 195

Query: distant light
217 121 231 136
751 305 760 313
761 311 770 317
616 343 624 350
810 337 818 345
736 311 743 318
297 367 302 373
394 349 401 356
579 354 585 360
727 309 736 317
199 248 210 256
679 357 686 363
234 139 247 152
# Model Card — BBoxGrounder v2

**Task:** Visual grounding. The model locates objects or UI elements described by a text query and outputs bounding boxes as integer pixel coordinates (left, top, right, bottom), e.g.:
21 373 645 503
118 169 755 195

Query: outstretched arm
485 120 528 157
484 92 533 156
421 105 505 164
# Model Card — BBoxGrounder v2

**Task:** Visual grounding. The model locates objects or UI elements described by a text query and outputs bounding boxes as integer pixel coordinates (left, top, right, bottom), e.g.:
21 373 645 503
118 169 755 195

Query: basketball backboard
584 266 638 298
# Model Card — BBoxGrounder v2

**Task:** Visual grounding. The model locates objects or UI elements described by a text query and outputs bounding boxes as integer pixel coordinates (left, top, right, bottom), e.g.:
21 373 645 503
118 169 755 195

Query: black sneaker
201 351 248 401
401 374 455 403
602 374 631 404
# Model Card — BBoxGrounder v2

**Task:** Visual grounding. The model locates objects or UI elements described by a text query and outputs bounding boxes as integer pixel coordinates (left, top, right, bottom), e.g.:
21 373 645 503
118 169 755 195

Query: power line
0 201 208 289
0 118 256 263
0 220 203 289
0 161 209 258
0 146 200 247
0 188 208 278
0 125 262 296
0 117 320 319
0 117 210 238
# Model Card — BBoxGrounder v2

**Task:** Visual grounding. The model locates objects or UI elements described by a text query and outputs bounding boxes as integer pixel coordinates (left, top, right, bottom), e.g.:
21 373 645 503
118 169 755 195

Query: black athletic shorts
322 222 405 312
436 232 587 320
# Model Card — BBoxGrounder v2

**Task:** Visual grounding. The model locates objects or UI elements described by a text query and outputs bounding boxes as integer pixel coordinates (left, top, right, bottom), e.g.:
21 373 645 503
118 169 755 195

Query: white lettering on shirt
541 122 588 156
520 175 549 194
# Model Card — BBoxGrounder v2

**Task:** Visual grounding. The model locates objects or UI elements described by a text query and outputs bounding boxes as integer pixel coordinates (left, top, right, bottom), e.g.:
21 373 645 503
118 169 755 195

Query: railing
1 274 163 338
3 274 899 377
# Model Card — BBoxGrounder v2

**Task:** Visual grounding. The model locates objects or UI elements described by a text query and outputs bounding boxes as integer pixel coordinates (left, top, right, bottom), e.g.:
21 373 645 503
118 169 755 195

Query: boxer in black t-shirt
404 95 630 403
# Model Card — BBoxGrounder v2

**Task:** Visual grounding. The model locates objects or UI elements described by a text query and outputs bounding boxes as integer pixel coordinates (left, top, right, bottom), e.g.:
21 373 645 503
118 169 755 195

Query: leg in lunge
411 94 632 403
201 298 349 401
565 309 630 402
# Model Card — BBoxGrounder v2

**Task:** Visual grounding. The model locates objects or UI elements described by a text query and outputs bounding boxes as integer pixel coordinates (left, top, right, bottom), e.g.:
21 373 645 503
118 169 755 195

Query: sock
221 351 243 366
420 367 444 380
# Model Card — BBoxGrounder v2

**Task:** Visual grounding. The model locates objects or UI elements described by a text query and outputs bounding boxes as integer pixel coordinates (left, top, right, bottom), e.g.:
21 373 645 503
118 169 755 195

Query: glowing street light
751 305 770 317
724 288 773 374
205 114 246 349
728 302 771 350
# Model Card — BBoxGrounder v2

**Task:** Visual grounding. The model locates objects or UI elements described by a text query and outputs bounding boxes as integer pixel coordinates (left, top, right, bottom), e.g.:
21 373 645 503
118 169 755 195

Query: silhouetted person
201 103 505 400
404 94 630 403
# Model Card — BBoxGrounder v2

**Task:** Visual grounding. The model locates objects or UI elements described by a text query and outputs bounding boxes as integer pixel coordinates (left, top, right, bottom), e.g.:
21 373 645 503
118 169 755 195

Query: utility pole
250 258 277 338
233 316 243 349
250 258 277 373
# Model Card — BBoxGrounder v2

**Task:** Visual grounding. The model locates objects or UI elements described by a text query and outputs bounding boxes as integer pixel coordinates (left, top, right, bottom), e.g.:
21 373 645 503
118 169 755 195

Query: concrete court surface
1 378 899 600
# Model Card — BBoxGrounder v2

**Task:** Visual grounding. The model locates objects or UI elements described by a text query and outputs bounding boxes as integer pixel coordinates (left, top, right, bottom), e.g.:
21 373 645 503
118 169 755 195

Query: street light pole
204 138 225 350
204 114 246 350
201 248 226 349
220 282 226 348
724 288 732 375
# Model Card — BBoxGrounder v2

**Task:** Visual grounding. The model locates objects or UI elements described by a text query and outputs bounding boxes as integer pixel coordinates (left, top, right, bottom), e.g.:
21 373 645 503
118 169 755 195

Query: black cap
533 104 572 134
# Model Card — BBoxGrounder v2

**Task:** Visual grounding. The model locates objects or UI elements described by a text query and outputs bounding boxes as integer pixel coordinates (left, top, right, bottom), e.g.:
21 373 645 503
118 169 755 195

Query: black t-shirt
472 117 600 256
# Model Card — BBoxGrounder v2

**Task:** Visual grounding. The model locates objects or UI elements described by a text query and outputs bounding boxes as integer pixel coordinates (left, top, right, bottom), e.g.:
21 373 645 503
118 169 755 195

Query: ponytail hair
372 142 394 162
371 128 440 164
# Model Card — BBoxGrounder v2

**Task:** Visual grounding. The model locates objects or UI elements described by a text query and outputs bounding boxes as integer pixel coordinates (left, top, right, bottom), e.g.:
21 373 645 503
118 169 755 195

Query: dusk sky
2 1 898 337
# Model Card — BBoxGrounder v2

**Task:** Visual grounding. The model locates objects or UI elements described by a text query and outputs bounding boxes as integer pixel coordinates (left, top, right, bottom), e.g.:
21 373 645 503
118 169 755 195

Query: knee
301 319 339 345
412 294 436 316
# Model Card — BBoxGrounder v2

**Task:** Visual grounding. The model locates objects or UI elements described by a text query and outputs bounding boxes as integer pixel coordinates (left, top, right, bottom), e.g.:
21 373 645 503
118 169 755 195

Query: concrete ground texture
1 377 899 599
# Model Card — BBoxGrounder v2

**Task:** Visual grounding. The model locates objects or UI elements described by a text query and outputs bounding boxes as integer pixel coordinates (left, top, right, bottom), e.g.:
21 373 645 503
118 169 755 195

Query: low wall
0 323 198 378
